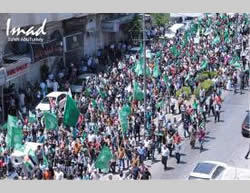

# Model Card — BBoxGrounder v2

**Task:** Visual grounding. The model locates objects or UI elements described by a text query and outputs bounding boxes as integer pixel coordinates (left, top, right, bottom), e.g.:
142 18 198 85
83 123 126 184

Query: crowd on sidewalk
0 13 249 180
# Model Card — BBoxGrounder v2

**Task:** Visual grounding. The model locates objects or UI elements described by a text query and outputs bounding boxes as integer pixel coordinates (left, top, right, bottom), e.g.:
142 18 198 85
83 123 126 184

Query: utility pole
142 13 147 132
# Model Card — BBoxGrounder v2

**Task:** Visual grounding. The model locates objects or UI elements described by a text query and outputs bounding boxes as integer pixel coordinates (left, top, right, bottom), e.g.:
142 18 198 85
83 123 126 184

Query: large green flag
6 115 23 149
134 43 151 76
119 104 131 133
119 111 129 133
95 146 112 170
230 56 241 69
134 60 143 76
133 81 144 101
153 60 161 78
64 95 80 127
44 112 58 130
43 154 49 168
122 104 131 116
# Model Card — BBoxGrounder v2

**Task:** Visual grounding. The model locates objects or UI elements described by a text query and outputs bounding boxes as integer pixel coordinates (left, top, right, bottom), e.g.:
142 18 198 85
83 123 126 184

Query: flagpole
142 13 147 133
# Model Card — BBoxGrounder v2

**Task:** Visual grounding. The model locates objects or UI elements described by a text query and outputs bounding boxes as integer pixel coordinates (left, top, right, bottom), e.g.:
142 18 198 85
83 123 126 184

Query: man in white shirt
54 168 64 180
161 145 170 170
88 131 96 143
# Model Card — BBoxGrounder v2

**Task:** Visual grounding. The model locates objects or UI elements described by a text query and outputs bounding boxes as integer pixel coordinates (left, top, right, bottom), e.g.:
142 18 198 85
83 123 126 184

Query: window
41 97 50 104
212 166 225 179
57 94 66 102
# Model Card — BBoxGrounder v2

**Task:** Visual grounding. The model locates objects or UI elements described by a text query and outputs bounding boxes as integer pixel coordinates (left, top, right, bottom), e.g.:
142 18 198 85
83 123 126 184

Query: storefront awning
3 57 31 82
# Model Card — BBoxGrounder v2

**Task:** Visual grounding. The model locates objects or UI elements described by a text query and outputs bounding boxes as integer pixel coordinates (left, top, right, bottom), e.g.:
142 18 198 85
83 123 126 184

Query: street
149 89 250 179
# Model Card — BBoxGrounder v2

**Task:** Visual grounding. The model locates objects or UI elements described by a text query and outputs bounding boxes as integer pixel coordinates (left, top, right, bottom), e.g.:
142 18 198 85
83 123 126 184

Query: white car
35 91 67 111
188 161 229 180
188 161 250 180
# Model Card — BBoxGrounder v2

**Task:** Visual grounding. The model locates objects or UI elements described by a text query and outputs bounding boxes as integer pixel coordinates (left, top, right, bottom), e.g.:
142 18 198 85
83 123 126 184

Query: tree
123 14 142 44
150 13 170 26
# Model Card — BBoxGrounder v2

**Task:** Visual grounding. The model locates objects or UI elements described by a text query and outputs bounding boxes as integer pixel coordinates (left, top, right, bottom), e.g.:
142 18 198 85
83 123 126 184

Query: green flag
6 115 23 149
99 89 108 99
156 100 164 109
133 81 144 101
28 111 37 123
201 60 208 70
43 154 49 168
44 112 58 130
92 99 98 109
95 146 112 170
1 123 7 130
85 88 91 97
170 45 180 57
135 60 143 76
28 148 38 163
224 28 230 43
98 102 105 112
119 104 131 133
185 73 191 82
163 74 168 83
64 95 80 127
153 60 161 78
82 131 87 143
93 124 99 134
122 104 131 116
229 55 240 65
156 51 162 58
212 35 220 45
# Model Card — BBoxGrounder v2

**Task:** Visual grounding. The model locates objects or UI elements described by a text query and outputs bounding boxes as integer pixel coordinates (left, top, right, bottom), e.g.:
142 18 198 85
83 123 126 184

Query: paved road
150 89 250 179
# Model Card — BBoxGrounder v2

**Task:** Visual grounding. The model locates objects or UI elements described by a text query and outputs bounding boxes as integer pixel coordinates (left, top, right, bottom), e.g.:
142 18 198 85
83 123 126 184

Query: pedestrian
198 129 205 152
118 144 125 171
161 145 169 171
175 142 182 164
245 143 250 160
214 102 220 123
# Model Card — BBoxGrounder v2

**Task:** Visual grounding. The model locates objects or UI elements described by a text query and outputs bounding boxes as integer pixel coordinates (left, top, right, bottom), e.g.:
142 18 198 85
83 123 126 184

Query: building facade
0 13 134 90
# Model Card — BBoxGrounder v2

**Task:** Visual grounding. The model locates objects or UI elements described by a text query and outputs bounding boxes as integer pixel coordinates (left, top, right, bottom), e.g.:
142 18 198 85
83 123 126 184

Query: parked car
35 91 67 111
242 111 250 138
70 73 96 93
188 161 228 180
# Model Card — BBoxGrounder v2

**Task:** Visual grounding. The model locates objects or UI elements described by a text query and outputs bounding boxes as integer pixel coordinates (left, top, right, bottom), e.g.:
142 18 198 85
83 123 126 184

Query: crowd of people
0 13 249 180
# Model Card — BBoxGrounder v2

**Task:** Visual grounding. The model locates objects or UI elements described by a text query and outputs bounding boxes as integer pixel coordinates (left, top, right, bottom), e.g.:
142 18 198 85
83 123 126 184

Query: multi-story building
0 13 135 122
0 13 135 89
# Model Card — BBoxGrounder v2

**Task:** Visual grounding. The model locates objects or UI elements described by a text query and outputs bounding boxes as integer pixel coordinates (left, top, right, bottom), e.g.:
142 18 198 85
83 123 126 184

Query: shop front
0 68 7 123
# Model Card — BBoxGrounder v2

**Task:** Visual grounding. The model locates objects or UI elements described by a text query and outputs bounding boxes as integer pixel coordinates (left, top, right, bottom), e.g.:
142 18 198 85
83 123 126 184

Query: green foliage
196 71 218 82
194 80 214 98
123 14 142 43
150 13 170 26
176 86 192 99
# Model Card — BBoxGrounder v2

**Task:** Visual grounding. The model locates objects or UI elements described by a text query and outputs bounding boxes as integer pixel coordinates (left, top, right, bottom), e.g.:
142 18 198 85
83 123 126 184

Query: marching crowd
0 13 249 180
